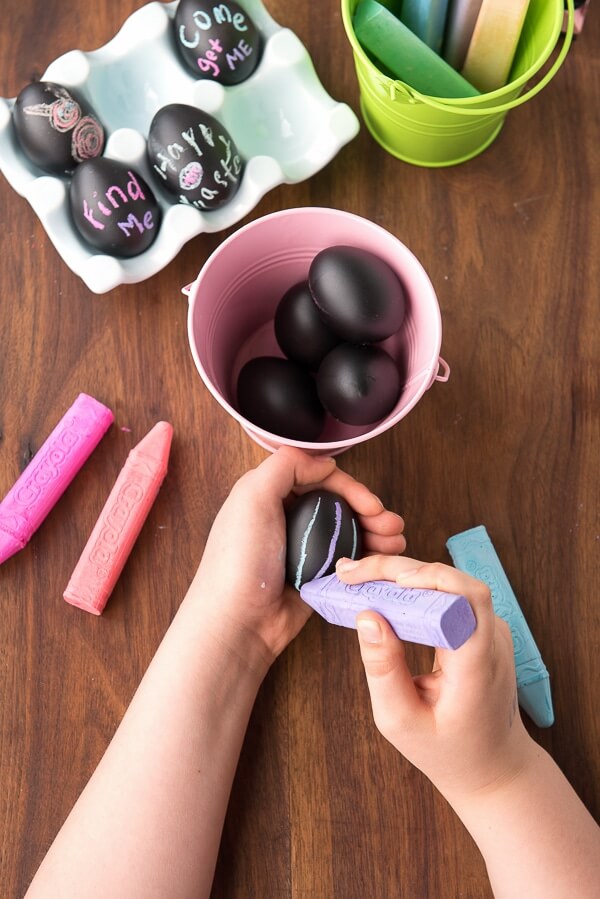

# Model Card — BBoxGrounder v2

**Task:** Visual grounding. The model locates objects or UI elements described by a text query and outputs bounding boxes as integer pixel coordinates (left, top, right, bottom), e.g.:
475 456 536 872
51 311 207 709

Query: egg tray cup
0 0 359 294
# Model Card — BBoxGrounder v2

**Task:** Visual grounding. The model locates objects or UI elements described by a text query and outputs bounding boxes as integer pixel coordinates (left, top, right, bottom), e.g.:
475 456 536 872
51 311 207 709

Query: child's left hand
187 447 406 674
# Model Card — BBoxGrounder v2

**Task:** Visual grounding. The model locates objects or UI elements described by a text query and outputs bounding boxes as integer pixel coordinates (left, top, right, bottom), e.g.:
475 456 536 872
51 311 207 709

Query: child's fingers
338 555 496 664
358 509 405 537
251 446 338 501
362 532 407 555
356 611 429 739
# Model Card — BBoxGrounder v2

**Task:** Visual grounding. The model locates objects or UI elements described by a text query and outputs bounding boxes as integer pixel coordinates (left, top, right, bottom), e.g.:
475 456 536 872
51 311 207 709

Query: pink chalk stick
0 394 114 565
63 421 173 615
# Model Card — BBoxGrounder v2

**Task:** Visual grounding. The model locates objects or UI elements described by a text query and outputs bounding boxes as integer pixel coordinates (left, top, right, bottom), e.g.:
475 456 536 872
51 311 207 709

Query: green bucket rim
342 0 575 116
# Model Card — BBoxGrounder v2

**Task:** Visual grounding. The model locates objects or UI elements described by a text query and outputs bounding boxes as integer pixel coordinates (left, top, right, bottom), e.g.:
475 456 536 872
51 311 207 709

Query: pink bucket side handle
435 357 450 382
425 357 450 390
181 282 193 297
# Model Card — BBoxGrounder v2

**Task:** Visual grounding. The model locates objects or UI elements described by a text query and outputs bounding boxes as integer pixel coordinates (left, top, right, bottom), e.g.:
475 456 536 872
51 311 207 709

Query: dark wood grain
1 2 598 897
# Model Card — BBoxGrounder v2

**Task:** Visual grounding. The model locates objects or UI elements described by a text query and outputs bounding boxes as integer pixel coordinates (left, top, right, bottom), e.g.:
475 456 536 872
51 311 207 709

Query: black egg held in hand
317 343 402 425
174 0 263 85
147 104 243 210
13 81 104 175
274 280 341 370
309 245 406 343
285 490 363 589
237 356 325 442
69 158 161 257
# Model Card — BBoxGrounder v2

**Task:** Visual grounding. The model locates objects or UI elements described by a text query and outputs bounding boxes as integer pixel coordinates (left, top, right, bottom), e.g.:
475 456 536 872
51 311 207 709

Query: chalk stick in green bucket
353 0 480 98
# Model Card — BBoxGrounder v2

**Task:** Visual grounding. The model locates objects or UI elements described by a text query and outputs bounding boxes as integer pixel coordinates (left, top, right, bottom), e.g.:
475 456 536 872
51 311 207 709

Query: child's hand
336 554 534 802
187 447 405 675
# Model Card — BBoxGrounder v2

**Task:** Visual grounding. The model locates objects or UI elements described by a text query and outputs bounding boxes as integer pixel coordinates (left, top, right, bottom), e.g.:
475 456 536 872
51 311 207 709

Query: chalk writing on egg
147 104 244 211
174 0 262 85
70 158 161 257
81 172 154 238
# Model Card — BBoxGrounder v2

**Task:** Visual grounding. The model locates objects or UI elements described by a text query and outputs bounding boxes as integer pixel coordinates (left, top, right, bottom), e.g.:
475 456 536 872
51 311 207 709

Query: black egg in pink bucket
274 281 341 370
237 356 325 442
308 245 406 343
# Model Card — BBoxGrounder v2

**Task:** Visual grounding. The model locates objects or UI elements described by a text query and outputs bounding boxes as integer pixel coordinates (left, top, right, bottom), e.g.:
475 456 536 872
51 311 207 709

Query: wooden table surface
1 2 598 897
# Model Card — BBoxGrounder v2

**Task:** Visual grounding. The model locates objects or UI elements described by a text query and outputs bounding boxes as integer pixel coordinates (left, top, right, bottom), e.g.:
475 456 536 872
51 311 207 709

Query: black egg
174 0 263 85
237 356 325 442
309 245 406 344
147 104 242 211
69 158 161 257
317 343 402 425
274 280 341 370
13 81 104 175
285 490 363 589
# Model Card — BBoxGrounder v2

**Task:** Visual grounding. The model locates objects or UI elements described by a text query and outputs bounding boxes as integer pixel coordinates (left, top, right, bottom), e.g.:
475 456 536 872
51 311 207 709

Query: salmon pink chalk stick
0 393 114 565
63 421 173 615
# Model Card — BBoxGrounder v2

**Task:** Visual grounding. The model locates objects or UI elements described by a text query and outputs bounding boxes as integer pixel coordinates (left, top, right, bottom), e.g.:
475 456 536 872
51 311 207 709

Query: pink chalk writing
81 171 147 233
196 38 224 78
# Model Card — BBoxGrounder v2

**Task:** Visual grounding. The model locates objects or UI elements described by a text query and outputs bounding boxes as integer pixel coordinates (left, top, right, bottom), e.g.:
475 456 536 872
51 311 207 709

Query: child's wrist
440 733 540 811
179 589 275 682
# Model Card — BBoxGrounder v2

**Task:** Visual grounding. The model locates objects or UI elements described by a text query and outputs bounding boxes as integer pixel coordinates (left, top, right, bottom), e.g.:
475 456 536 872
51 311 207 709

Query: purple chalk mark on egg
294 496 321 590
313 501 343 580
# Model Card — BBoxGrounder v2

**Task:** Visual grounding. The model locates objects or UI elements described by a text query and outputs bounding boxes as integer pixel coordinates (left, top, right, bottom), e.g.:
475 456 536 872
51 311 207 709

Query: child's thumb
356 612 422 735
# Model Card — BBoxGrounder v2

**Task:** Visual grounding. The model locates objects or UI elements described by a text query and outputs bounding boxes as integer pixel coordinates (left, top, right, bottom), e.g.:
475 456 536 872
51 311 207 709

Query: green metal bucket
341 0 574 166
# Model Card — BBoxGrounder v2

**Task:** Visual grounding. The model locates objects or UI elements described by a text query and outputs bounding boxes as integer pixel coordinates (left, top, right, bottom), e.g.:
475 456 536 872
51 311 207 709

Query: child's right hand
336 554 535 802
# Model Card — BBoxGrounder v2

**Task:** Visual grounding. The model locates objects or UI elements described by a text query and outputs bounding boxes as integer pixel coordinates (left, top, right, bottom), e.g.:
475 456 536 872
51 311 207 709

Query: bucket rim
341 0 573 112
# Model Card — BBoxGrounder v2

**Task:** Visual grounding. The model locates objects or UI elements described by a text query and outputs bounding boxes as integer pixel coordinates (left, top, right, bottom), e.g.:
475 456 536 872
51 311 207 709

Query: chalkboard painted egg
237 356 325 442
69 158 161 257
174 0 263 85
309 246 406 344
285 490 363 589
147 104 242 211
13 81 104 176
317 343 402 425
274 280 341 370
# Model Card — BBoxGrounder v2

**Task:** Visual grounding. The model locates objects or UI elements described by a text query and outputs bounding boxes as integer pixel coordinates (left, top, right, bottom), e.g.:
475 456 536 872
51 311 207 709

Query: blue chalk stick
401 0 450 53
446 525 554 728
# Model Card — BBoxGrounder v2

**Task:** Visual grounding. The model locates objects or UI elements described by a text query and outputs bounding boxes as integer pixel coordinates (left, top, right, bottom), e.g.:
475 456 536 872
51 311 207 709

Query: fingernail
336 558 359 573
357 618 382 644
372 494 385 509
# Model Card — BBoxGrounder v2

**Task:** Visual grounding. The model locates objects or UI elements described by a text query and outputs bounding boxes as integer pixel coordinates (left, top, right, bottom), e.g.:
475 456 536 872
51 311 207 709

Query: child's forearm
24 591 268 899
446 740 600 899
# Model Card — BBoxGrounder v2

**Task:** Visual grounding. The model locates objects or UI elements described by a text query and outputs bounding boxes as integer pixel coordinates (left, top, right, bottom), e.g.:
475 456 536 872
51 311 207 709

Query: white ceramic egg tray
0 0 359 293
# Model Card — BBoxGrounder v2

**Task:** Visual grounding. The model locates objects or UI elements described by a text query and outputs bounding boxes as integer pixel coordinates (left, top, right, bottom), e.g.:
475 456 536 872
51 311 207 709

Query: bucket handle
434 357 450 383
389 0 574 117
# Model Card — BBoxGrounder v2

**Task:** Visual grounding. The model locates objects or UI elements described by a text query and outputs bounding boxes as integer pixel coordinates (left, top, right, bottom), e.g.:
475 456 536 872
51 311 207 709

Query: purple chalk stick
300 574 476 650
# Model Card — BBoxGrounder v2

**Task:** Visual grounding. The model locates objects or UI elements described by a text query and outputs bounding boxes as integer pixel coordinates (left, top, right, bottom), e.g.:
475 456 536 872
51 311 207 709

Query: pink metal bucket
185 206 449 454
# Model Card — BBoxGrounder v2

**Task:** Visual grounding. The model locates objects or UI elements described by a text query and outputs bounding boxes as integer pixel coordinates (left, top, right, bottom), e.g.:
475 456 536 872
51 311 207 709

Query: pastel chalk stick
443 0 483 69
300 573 476 649
0 393 114 565
401 0 450 54
63 420 173 615
353 0 480 98
461 0 531 93
446 525 554 727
